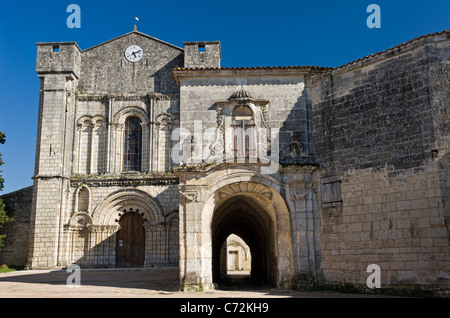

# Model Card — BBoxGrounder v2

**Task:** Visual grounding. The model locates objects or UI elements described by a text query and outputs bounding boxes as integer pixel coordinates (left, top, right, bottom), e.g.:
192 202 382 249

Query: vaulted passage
212 195 276 289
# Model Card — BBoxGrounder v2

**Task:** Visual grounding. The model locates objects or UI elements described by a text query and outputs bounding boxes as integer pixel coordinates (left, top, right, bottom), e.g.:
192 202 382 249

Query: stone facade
27 32 183 270
0 29 448 296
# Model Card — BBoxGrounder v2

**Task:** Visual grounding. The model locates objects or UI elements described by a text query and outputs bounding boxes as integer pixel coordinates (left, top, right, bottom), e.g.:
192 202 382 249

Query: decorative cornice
64 224 119 232
75 92 178 102
172 65 330 86
70 176 179 188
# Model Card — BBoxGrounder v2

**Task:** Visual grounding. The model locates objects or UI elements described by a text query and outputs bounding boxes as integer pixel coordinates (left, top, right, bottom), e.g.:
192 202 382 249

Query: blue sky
0 0 449 194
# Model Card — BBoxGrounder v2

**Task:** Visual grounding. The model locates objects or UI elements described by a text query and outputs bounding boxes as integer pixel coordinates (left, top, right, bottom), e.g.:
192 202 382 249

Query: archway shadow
211 195 277 291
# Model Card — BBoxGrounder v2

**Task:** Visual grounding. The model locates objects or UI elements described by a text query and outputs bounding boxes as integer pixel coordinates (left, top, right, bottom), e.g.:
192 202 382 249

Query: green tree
0 132 4 189
0 132 13 251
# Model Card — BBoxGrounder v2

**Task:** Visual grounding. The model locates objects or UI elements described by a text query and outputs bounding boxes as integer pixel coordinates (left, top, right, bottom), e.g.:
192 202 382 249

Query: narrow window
53 45 60 53
123 117 142 171
78 187 89 212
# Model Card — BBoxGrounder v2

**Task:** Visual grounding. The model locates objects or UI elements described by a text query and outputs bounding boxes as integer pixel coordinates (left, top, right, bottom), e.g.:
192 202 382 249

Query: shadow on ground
215 273 273 291
0 268 180 292
0 269 408 298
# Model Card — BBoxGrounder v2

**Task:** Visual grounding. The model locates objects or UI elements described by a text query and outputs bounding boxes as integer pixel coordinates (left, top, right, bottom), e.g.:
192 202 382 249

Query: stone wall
80 31 183 95
0 186 33 266
311 31 450 295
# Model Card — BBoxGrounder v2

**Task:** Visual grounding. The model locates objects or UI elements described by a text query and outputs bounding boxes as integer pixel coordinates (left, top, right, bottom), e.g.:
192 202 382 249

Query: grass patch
0 264 19 273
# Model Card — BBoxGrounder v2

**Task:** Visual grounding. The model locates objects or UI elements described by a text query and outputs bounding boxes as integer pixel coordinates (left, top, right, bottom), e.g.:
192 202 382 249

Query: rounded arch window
123 116 142 171
77 186 90 212
232 105 253 120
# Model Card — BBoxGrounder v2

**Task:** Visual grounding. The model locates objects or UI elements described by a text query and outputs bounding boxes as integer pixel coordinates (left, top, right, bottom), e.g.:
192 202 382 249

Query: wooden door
116 212 145 268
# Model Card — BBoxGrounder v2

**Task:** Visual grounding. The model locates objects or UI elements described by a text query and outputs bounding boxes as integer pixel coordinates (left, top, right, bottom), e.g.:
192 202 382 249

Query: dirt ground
0 268 399 299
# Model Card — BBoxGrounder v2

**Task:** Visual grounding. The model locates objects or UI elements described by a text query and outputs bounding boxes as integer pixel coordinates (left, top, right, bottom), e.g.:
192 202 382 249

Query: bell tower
27 42 81 269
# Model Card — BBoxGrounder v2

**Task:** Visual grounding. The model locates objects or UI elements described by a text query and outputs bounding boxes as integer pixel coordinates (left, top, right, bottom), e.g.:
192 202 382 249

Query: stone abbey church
0 29 449 295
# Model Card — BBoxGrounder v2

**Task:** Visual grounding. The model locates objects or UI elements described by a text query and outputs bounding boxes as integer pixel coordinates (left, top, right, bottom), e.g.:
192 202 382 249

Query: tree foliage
0 131 13 251
0 131 4 190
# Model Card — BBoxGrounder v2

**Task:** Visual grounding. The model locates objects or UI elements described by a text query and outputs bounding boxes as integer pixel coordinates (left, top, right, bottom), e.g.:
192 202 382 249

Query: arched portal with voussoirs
64 189 168 268
178 172 294 291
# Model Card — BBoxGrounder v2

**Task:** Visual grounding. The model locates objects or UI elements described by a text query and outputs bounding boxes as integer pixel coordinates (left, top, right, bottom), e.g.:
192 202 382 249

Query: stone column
140 121 150 172
290 186 312 273
284 165 320 277
111 124 124 173
74 125 82 174
178 186 214 291
149 97 156 172
89 123 95 174
106 96 114 173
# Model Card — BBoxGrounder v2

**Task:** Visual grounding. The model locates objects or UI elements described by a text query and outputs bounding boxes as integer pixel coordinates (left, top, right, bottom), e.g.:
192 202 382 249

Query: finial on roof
134 17 139 31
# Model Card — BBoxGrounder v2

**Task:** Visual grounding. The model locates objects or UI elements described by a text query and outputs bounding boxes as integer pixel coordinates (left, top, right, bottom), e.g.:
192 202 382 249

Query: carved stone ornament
76 92 177 102
291 188 308 201
182 191 198 203
114 207 148 223
218 182 272 200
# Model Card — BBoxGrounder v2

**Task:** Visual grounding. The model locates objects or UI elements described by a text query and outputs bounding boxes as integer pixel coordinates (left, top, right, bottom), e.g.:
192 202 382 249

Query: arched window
232 105 253 120
123 117 142 171
77 186 90 212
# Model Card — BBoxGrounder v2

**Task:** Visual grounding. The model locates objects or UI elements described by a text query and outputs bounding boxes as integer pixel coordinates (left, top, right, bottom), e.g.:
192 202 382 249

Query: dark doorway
212 196 275 290
116 212 145 268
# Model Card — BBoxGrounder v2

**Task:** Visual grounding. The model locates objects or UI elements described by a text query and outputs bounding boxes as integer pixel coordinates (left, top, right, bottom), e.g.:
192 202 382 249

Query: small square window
198 45 206 52
53 45 60 53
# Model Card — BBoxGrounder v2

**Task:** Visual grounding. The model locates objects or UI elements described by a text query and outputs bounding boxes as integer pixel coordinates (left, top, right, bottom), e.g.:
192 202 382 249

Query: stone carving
76 92 177 102
115 207 148 223
70 177 178 188
218 182 272 200
291 188 308 201
182 191 198 203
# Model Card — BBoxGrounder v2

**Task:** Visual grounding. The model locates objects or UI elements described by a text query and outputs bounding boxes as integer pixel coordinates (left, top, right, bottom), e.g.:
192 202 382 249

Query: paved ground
0 268 396 298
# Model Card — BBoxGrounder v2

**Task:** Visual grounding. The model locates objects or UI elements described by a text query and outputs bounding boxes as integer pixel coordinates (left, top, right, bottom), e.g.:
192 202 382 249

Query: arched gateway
177 166 295 291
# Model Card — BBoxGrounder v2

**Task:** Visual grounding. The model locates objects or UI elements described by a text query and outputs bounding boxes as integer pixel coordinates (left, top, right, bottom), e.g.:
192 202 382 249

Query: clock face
125 45 143 62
